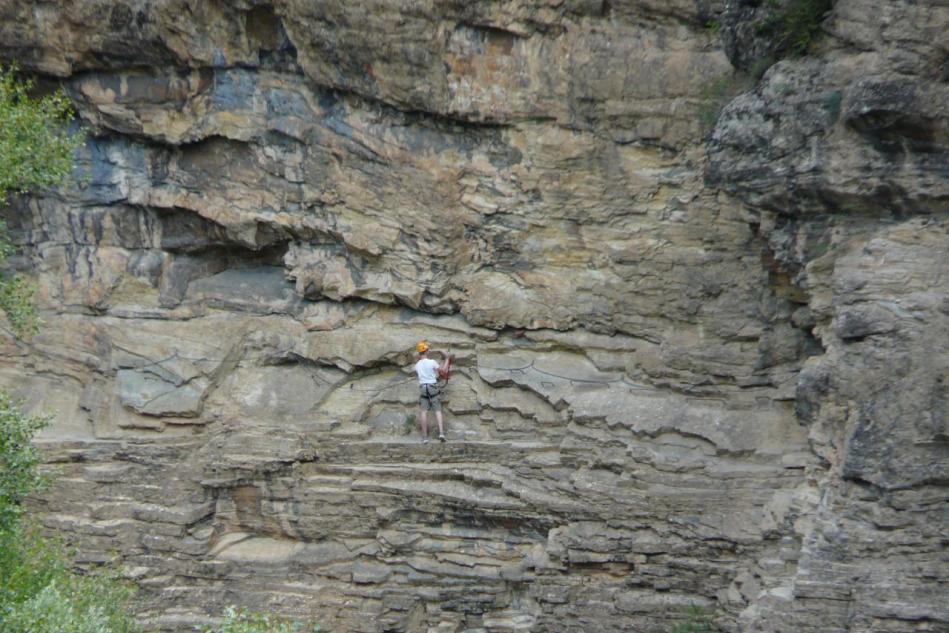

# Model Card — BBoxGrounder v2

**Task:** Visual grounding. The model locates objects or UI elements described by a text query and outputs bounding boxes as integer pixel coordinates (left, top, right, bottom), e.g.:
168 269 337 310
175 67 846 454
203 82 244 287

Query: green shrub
748 55 777 82
0 64 84 196
700 0 832 133
0 392 140 632
403 413 417 435
0 571 138 633
0 271 39 336
0 67 141 633
0 391 51 532
698 73 755 132
0 64 85 337
0 498 140 633
0 520 63 611
204 606 321 633
755 0 834 58
669 604 715 633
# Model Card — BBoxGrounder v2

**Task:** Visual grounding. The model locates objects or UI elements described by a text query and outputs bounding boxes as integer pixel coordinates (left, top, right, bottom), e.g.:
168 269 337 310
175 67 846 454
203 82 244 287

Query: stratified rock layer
0 0 946 631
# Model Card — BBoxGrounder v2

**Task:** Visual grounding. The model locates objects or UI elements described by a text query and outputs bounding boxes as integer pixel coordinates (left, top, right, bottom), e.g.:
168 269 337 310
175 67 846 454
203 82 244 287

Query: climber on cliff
413 341 453 443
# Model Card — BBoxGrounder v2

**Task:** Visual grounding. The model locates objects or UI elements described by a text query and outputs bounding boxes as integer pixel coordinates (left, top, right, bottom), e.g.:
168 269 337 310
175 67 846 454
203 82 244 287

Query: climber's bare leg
419 408 429 439
435 410 445 440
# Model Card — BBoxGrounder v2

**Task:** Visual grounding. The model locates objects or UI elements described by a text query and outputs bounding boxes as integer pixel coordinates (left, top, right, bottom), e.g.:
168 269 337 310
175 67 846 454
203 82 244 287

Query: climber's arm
434 351 452 382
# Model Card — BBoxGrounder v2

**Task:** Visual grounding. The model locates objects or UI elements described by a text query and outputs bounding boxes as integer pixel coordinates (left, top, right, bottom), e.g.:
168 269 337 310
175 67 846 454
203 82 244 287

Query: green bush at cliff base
0 391 50 532
0 525 139 633
0 68 140 633
204 605 321 633
0 393 140 633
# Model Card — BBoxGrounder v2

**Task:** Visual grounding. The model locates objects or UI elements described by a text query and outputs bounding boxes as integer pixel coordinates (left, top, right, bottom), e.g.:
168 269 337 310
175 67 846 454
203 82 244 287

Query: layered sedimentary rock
0 0 945 631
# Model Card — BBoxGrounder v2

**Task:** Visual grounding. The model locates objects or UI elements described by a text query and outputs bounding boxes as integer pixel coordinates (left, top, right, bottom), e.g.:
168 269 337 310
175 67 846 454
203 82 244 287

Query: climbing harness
420 383 441 403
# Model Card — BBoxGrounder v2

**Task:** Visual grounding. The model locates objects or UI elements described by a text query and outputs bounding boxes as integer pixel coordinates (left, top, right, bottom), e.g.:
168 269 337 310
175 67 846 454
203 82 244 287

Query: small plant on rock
204 605 321 633
822 89 843 123
755 0 834 58
669 604 715 633
698 72 756 132
403 413 417 435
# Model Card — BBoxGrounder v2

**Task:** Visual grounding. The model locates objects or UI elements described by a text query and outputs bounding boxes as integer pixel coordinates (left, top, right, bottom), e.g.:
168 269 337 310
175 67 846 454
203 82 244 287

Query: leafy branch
0 64 85 337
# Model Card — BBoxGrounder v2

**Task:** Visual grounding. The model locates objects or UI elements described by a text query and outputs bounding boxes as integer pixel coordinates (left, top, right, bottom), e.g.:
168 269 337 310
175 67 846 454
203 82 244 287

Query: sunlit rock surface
0 0 946 631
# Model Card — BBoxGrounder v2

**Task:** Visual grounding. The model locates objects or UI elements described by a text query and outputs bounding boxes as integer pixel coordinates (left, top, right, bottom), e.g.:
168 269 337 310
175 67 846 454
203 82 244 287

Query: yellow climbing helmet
416 341 430 354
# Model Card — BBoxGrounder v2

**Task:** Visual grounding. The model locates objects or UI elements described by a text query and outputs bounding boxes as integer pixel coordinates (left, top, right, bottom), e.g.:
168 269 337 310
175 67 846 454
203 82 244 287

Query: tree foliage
0 64 84 336
0 257 138 631
0 525 139 633
0 394 141 632
0 65 82 197
0 391 50 532
0 64 323 633
0 67 143 633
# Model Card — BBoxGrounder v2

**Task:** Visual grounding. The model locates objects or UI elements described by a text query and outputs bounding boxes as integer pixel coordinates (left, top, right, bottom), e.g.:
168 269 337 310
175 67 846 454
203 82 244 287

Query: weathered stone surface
705 2 949 630
708 1 949 217
0 0 946 631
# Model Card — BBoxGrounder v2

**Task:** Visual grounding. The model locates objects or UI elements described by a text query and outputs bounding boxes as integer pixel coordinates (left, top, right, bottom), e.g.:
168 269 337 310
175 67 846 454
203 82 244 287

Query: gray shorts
419 384 442 411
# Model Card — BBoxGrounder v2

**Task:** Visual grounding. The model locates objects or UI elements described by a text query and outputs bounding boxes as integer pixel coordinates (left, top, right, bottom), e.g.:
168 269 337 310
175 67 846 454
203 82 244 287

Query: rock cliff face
0 0 945 631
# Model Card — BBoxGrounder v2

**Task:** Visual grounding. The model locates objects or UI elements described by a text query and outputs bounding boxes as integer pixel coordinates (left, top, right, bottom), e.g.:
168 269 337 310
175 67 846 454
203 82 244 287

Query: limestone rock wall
0 1 945 631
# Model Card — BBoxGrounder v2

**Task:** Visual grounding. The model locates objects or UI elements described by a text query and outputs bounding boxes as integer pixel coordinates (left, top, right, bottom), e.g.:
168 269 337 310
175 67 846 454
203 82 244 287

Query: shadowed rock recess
0 1 946 631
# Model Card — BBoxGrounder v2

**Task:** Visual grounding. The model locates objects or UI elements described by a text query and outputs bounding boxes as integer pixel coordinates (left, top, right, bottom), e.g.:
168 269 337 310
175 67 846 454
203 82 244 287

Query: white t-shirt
414 358 439 385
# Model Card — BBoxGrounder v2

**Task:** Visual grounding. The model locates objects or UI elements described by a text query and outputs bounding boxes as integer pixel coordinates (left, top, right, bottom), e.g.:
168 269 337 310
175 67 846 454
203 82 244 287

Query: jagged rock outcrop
706 2 949 630
0 0 945 631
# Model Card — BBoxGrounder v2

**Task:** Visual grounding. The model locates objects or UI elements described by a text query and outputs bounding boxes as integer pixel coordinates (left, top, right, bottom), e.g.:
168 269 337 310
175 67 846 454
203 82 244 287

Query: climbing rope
116 347 303 371
124 353 654 393
115 347 418 394
478 358 654 391
119 350 659 393
346 376 417 393
3 318 652 393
